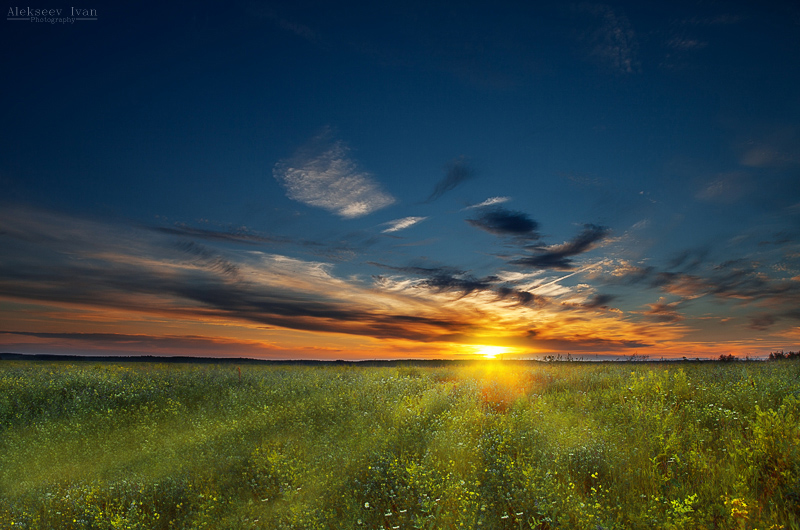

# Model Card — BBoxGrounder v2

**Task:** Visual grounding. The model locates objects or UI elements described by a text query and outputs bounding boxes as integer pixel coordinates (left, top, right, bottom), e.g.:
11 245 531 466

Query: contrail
530 260 607 291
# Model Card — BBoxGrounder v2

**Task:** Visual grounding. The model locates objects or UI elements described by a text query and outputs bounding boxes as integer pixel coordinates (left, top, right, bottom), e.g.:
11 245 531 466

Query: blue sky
2 1 799 359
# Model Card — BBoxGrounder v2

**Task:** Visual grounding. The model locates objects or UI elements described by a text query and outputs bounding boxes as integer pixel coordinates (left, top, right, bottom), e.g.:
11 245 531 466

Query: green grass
1 359 798 529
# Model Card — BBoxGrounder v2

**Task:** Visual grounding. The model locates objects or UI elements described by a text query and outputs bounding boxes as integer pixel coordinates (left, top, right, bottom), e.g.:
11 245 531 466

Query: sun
476 345 507 359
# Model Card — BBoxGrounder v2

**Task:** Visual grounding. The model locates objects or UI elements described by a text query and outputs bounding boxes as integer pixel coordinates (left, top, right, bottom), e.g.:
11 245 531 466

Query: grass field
1 359 798 529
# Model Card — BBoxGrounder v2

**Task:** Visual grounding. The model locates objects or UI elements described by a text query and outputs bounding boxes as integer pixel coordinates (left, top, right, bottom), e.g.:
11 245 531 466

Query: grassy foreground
1 359 798 530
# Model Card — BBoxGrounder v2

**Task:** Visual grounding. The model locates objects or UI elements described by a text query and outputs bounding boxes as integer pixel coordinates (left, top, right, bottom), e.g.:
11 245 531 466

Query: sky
2 1 799 360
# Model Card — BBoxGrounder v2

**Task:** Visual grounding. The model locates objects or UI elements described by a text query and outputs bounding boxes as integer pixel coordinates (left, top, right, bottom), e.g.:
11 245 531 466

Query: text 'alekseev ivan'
7 6 97 23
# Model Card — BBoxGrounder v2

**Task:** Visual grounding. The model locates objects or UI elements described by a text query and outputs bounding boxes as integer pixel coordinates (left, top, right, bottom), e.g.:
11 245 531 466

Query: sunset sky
2 1 799 360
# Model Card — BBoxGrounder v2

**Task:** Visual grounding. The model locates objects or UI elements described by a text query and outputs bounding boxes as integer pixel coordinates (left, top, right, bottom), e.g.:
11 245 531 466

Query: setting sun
476 345 507 359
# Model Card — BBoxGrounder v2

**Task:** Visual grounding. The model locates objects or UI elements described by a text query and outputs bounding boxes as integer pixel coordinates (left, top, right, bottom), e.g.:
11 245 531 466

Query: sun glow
476 345 507 359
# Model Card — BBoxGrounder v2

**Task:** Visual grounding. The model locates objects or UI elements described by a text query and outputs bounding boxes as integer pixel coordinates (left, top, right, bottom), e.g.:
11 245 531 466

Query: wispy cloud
582 293 617 310
604 252 800 331
666 36 707 51
643 297 684 322
575 3 639 74
247 4 320 43
465 196 510 209
695 173 749 203
739 134 800 169
381 216 427 233
512 224 610 269
466 207 540 238
273 130 395 218
425 157 474 203
152 224 286 245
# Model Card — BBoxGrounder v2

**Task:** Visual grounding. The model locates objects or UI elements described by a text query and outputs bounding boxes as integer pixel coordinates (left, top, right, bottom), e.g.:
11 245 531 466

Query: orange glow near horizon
475 345 508 359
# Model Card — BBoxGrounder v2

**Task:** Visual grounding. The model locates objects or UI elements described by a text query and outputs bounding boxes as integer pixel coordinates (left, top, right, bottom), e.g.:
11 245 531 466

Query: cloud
369 262 495 297
368 262 465 277
695 173 749 203
0 330 300 358
152 224 286 245
0 208 483 345
174 241 240 277
382 216 427 233
512 224 610 269
426 157 474 202
420 274 498 297
369 261 537 306
740 145 800 169
749 314 779 331
5 206 795 359
666 36 707 51
466 207 540 238
576 3 639 74
582 293 616 309
643 297 684 322
603 253 800 333
495 286 536 306
273 130 395 218
666 247 709 272
153 220 373 263
466 196 510 209
247 4 319 43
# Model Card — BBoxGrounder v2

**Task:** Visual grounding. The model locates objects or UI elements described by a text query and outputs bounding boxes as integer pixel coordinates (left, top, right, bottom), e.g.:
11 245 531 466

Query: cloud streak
466 196 510 209
426 157 474 202
512 224 610 269
382 216 427 233
576 3 639 74
273 130 395 218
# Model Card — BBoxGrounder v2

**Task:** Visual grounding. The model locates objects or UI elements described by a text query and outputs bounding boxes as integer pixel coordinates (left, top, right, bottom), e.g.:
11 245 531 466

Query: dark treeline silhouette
768 350 800 361
3 351 798 366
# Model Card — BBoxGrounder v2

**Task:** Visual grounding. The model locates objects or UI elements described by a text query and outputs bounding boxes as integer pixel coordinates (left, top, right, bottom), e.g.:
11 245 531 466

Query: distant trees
768 350 800 361
716 350 799 362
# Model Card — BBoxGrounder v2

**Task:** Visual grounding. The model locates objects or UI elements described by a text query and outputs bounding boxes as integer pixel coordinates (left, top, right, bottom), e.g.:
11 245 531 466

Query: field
1 359 798 530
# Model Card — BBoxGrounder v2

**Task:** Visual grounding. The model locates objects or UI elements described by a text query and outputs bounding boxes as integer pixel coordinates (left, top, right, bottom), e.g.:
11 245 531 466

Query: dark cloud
747 308 800 332
643 298 684 323
0 210 481 345
175 241 240 277
520 332 651 353
0 330 296 358
512 224 610 269
466 207 540 238
370 261 538 305
749 314 778 331
0 256 472 343
606 254 800 331
426 157 474 202
156 221 374 263
582 293 616 309
421 274 498 297
496 286 536 306
667 247 710 272
371 262 496 298
1 331 232 348
153 224 286 245
368 261 466 277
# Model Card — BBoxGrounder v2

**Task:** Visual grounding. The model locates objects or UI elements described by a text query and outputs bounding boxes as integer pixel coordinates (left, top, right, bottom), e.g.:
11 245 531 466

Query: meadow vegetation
1 358 798 529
